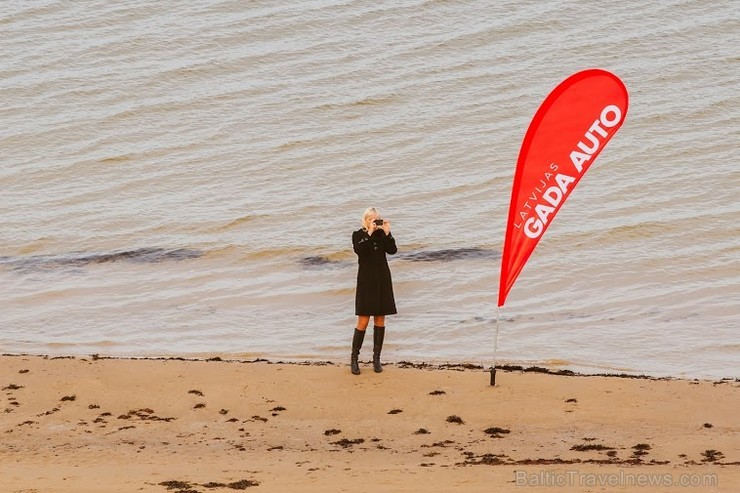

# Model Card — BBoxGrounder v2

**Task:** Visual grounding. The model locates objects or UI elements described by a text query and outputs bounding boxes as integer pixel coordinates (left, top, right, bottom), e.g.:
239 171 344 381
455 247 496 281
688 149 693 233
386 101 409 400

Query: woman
350 207 397 375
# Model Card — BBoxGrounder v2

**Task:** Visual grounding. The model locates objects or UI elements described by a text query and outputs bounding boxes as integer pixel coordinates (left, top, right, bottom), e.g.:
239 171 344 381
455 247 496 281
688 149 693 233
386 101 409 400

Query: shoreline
1 354 738 492
3 352 739 383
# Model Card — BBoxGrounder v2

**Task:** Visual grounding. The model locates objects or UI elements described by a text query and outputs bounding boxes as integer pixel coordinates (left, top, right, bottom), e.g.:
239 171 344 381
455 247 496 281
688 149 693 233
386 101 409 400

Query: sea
1 0 738 379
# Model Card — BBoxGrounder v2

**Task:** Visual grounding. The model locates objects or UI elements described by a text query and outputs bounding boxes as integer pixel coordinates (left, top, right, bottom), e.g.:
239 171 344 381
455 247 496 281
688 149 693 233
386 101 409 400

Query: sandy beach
1 354 738 492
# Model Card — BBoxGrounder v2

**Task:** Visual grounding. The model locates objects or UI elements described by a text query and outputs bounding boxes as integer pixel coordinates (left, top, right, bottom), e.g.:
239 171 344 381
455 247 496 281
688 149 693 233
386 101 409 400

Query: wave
0 247 202 271
321 95 398 110
298 255 346 268
1 245 498 272
298 247 498 268
399 247 498 262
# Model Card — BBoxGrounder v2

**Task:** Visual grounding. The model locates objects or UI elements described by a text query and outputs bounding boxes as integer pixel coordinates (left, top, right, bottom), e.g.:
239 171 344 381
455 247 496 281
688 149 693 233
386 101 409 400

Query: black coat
353 228 397 316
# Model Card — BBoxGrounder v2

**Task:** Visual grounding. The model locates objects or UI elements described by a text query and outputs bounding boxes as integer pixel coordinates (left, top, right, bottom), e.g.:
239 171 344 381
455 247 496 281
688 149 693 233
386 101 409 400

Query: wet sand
1 354 738 492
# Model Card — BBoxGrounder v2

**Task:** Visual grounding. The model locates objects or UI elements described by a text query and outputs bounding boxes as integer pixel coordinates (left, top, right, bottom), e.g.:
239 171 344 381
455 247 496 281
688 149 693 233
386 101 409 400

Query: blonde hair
361 207 379 230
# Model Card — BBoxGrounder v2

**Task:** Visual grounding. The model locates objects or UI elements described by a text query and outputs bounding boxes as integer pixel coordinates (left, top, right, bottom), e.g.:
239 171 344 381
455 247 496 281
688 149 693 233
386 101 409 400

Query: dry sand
1 354 738 492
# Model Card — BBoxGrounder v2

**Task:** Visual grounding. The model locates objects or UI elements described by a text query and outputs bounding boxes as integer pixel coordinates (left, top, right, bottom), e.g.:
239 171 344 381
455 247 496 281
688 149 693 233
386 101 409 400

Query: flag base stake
490 306 500 387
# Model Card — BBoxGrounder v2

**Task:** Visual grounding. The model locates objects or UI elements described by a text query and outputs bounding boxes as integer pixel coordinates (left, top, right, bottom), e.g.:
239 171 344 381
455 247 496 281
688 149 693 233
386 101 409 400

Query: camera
373 219 385 226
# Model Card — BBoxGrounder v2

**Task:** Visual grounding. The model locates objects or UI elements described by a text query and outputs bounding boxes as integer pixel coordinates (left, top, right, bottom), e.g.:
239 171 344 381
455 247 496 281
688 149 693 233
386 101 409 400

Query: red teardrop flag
498 69 628 307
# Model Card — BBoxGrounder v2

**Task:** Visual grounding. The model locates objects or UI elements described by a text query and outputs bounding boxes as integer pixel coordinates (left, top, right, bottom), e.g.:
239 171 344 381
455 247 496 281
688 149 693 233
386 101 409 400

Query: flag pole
490 305 500 386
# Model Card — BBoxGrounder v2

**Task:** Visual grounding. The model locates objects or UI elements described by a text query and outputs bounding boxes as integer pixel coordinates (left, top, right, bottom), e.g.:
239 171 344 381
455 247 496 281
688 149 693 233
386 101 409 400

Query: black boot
373 326 385 373
350 329 365 375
